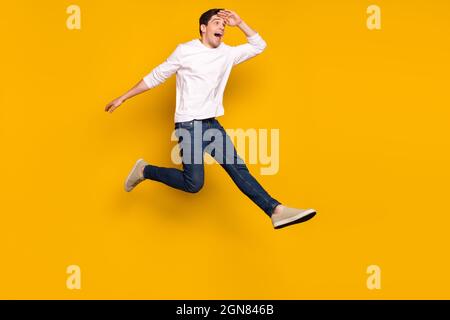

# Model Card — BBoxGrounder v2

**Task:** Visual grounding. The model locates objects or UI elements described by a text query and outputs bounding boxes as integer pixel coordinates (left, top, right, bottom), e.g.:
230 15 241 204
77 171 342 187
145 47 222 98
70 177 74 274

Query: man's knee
185 175 204 193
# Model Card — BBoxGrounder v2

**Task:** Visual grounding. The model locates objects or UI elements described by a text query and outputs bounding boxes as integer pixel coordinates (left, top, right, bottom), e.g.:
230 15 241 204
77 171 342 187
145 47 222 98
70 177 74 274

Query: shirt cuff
247 33 261 41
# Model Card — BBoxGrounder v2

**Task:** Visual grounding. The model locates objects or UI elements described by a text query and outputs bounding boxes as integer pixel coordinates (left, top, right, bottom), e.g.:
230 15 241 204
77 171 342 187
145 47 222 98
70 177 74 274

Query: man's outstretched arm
217 9 267 66
105 44 183 113
105 80 149 113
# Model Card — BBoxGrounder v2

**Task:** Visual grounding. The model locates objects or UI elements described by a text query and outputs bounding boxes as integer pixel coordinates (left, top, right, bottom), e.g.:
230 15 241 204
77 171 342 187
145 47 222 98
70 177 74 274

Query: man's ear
200 24 207 34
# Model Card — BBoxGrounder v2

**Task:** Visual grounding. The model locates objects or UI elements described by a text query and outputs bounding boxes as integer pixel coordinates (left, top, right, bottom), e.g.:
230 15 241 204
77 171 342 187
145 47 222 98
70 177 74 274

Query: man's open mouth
214 33 223 38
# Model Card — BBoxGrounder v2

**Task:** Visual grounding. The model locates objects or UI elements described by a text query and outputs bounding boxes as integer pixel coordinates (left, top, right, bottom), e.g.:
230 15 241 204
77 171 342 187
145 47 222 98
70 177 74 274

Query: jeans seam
228 164 273 212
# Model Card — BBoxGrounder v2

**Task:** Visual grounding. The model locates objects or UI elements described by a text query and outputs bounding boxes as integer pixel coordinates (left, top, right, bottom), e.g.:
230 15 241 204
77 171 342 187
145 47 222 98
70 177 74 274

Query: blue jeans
143 117 281 217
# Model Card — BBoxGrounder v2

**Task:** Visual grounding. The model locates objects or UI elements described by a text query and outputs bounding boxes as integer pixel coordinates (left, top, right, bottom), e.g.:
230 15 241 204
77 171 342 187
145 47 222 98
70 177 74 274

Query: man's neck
199 38 218 49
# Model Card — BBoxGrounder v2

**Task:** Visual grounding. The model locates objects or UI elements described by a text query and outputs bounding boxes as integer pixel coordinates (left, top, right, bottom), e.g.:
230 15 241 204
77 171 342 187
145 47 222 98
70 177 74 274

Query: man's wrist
237 20 257 37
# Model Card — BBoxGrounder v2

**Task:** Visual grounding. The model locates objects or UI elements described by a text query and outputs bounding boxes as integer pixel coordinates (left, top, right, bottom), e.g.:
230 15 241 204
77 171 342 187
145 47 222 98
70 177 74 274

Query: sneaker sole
273 208 317 229
124 159 145 192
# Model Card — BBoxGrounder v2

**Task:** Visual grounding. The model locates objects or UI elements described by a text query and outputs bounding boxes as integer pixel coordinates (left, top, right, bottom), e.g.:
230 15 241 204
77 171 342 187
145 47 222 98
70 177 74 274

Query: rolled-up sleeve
232 33 267 66
143 44 183 89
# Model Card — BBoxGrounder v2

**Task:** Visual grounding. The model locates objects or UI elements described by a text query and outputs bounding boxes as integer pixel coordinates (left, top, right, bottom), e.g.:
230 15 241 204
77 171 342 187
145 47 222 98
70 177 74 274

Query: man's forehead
210 15 225 23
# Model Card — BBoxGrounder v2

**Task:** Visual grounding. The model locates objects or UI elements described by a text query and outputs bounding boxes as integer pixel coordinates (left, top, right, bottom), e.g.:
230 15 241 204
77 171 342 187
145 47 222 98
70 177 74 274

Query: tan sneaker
124 159 148 192
271 207 316 229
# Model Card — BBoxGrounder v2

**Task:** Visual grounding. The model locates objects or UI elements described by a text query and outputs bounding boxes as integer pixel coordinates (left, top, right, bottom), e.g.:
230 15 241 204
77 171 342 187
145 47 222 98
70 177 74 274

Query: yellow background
1 0 449 299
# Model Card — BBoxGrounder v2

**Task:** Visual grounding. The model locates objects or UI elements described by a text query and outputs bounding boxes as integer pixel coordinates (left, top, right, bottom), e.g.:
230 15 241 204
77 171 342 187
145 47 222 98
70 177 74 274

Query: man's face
201 15 226 48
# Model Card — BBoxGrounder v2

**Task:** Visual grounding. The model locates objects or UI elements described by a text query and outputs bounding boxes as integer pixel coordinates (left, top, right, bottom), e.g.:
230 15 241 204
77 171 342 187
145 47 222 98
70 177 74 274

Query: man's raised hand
217 9 242 27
